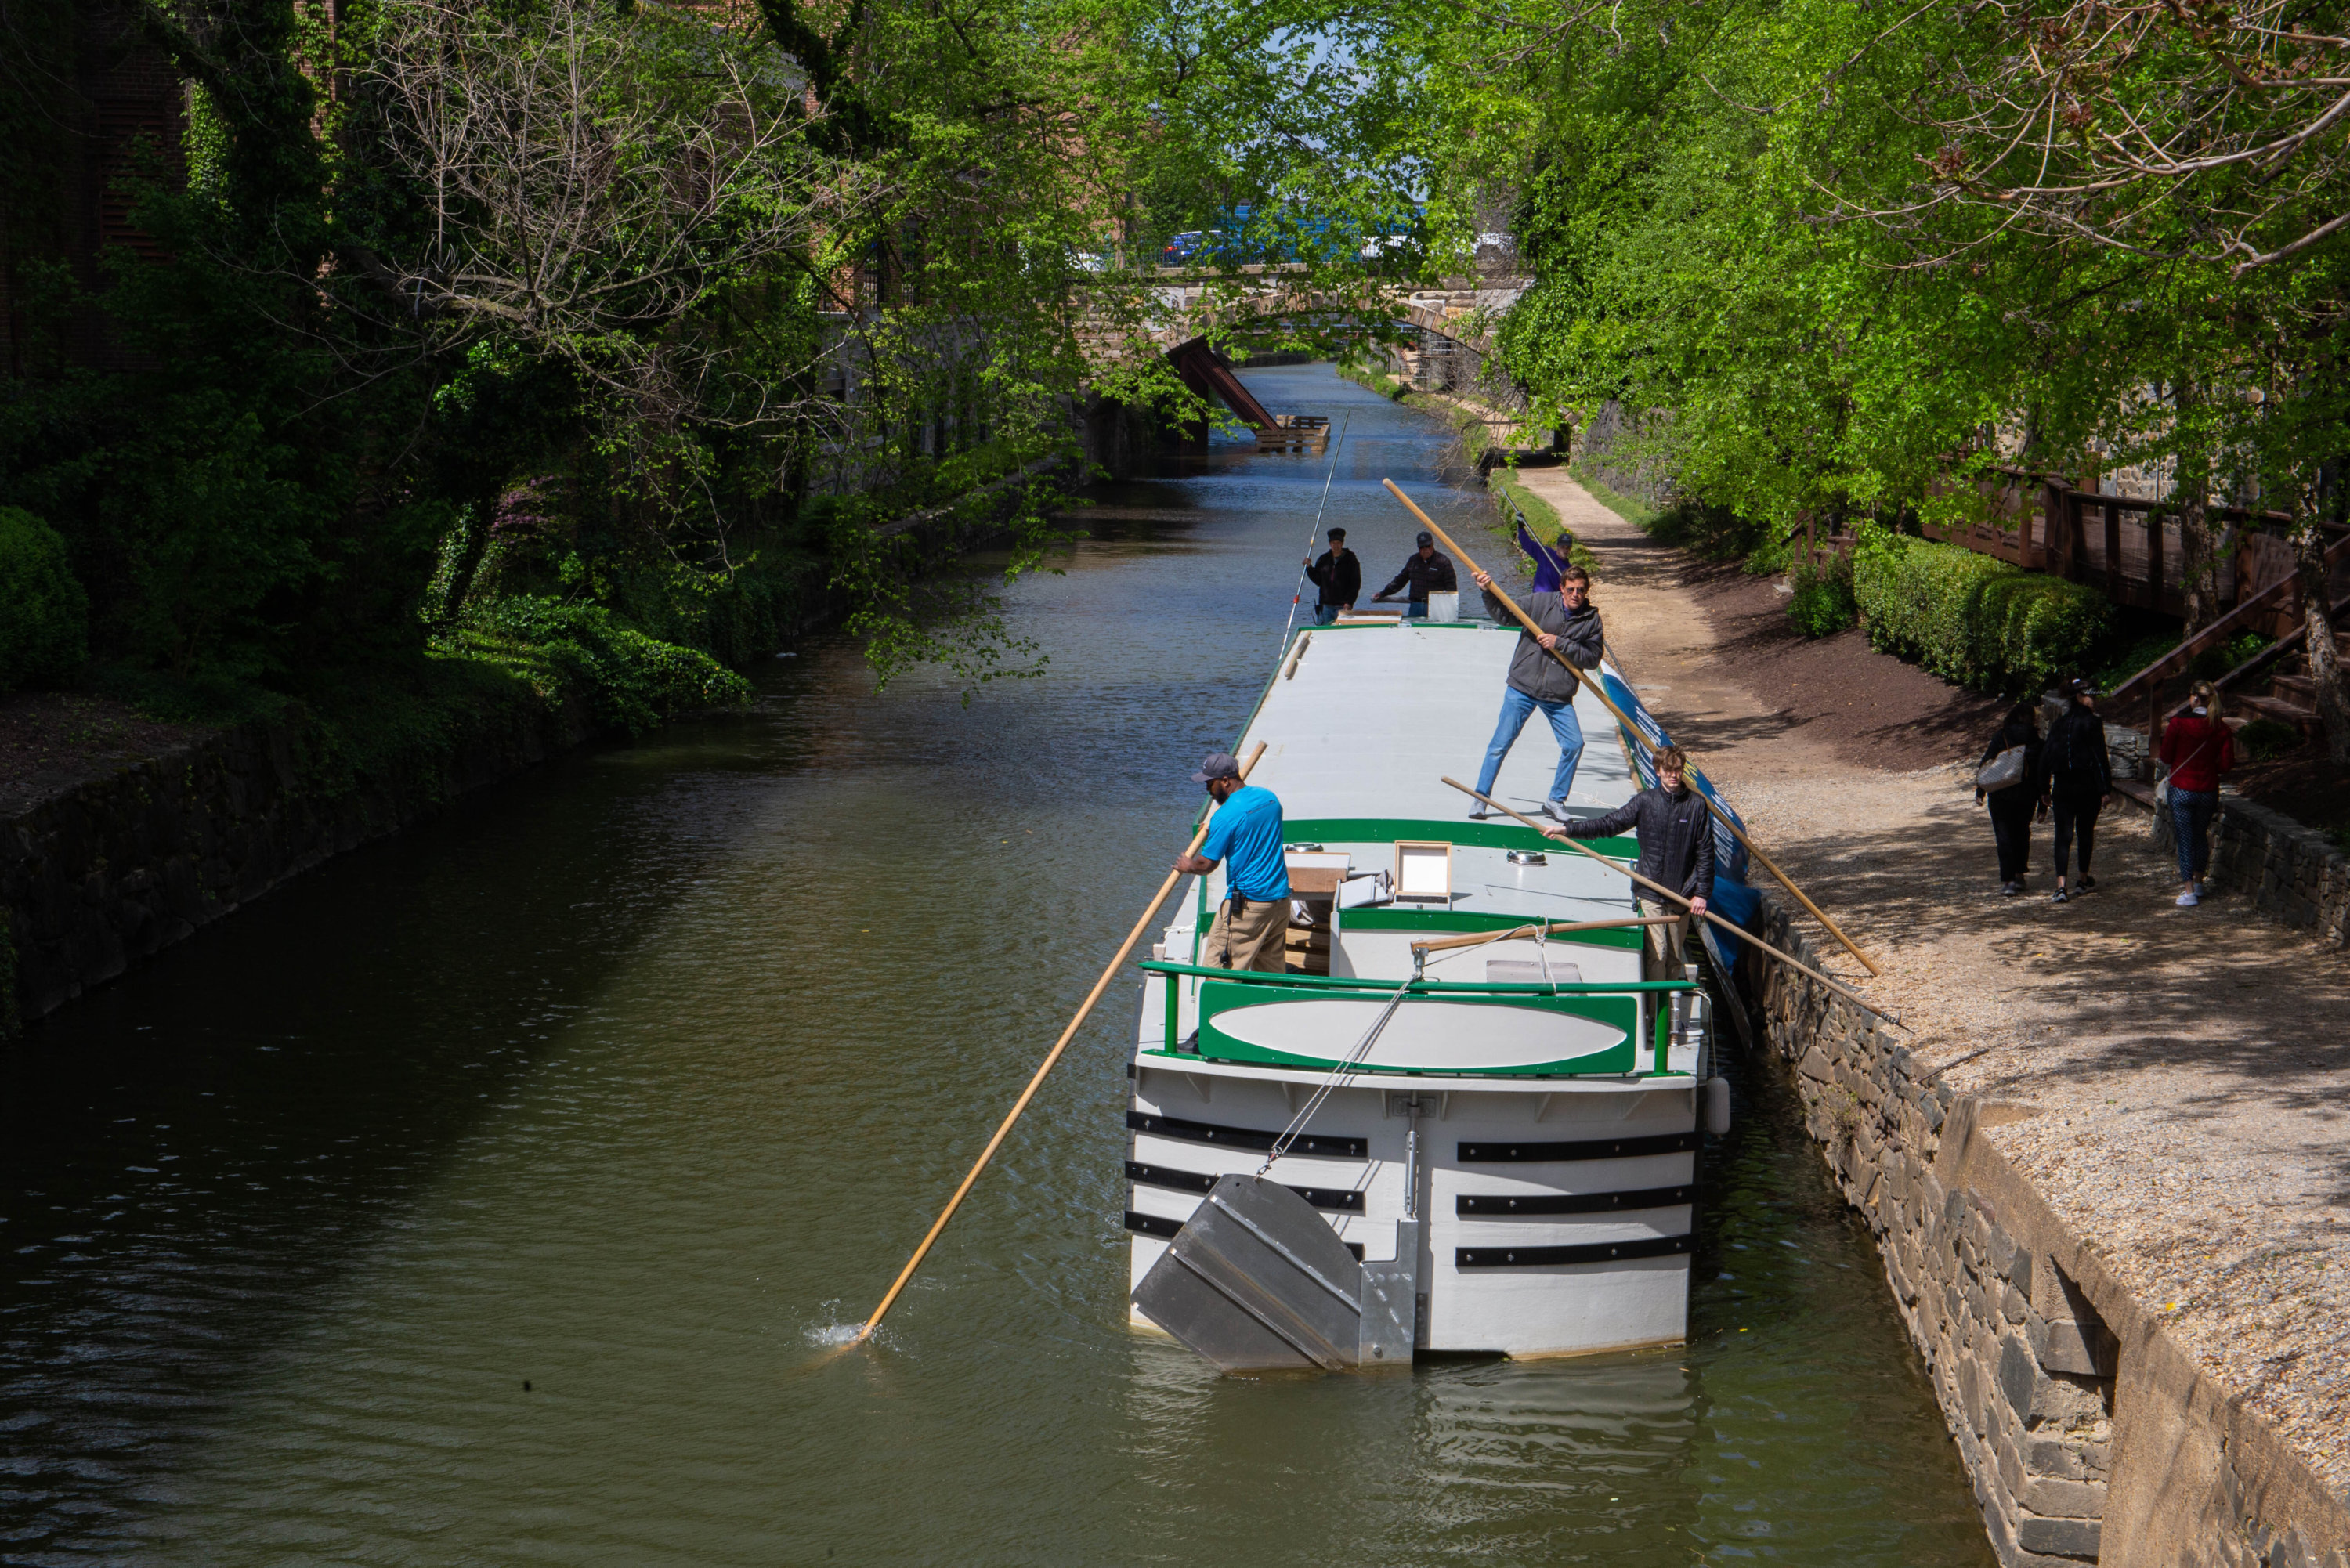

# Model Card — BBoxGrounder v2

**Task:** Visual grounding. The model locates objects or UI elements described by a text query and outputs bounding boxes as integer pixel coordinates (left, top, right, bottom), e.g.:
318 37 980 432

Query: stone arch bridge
1080 273 1536 471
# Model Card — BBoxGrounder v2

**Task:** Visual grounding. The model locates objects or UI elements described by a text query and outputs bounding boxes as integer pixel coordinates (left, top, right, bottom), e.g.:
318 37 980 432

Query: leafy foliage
2236 717 2304 763
1785 562 1856 638
0 508 89 691
3 0 1417 728
1374 0 2350 753
1853 533 2110 697
442 598 753 737
2190 632 2274 683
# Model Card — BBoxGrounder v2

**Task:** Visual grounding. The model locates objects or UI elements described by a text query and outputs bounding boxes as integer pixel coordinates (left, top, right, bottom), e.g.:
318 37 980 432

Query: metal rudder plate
1131 1174 1369 1373
1357 1219 1418 1367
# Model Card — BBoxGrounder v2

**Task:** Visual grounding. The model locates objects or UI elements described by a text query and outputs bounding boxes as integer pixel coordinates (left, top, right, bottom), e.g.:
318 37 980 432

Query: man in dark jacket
1545 744 1713 957
1371 532 1459 616
1304 527 1361 624
1468 562 1606 820
2037 678 2112 905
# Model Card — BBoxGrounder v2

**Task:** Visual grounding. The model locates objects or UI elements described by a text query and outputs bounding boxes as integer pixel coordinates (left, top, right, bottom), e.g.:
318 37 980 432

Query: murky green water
0 366 1992 1566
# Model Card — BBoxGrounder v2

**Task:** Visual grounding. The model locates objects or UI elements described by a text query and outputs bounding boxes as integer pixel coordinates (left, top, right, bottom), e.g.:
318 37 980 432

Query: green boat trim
1282 818 1637 858
1336 909 1645 951
1195 981 1640 1077
1137 959 1697 995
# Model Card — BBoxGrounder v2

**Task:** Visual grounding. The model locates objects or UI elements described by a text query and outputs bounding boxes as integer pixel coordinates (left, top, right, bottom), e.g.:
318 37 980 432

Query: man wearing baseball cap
1304 527 1361 625
1173 752 1292 972
1371 530 1459 617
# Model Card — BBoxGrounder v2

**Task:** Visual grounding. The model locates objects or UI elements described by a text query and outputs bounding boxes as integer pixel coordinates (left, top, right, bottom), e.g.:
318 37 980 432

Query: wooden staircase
2110 533 2350 740
2244 627 2350 734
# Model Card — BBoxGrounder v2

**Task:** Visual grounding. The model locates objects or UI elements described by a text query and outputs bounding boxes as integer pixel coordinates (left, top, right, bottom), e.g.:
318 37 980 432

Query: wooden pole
847 741 1271 1346
1410 916 1678 955
1441 776 1907 1031
1383 479 1882 977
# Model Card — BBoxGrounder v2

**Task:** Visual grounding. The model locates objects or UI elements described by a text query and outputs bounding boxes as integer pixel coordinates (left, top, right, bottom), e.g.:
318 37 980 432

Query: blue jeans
1403 601 1427 620
1474 686 1585 805
1313 604 1341 625
2171 789 2218 883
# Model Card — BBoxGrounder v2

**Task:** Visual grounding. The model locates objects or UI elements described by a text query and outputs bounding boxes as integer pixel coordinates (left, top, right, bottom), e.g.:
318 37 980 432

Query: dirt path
1499 466 2350 1494
0 693 210 820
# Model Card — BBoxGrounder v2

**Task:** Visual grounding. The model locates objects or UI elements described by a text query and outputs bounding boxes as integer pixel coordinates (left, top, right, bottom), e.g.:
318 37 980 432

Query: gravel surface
1502 467 2350 1498
0 692 209 819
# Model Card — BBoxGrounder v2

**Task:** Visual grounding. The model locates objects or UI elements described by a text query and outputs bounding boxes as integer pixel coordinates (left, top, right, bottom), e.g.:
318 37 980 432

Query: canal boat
1126 615 1727 1365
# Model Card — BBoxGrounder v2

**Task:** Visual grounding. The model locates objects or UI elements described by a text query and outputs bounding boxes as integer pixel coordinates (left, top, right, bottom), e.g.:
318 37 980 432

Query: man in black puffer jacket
1543 743 1714 958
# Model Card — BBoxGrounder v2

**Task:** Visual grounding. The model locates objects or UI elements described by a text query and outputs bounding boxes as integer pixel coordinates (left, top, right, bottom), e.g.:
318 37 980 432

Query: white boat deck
1243 621 1636 824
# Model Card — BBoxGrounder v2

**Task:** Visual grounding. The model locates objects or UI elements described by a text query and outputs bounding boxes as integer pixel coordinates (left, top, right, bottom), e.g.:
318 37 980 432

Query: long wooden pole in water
848 741 1271 1346
1382 479 1882 977
1441 776 1907 1031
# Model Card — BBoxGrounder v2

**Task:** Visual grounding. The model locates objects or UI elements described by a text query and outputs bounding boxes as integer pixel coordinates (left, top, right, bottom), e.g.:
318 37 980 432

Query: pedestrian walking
1974 703 2043 894
2157 681 2235 908
1173 751 1292 971
1304 528 1361 625
2040 678 2112 904
1542 743 1712 960
1466 562 1605 822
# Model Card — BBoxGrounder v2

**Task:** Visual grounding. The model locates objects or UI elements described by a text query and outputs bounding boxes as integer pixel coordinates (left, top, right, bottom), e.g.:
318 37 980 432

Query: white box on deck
1394 841 1453 902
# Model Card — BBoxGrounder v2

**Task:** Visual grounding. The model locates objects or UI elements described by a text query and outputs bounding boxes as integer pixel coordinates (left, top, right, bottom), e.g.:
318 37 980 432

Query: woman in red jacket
2157 681 2235 908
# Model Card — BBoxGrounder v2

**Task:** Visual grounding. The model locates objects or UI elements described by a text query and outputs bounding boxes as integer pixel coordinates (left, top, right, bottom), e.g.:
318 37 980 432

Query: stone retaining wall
0 700 592 1028
1741 896 2350 1567
2147 792 2350 948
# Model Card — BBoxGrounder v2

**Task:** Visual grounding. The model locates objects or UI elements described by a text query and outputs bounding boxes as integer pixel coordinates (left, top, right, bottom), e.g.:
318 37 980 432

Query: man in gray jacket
1468 562 1606 820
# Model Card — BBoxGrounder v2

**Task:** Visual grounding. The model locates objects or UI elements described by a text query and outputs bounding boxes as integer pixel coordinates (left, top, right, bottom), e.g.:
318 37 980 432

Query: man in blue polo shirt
1173 751 1291 972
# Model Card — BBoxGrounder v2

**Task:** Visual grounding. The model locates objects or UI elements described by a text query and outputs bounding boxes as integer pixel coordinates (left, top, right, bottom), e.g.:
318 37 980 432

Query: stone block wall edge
1739 891 2350 1568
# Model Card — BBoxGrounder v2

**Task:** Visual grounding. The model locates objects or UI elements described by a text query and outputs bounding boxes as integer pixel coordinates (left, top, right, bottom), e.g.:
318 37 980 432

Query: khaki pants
1205 895 1289 973
1639 897 1687 968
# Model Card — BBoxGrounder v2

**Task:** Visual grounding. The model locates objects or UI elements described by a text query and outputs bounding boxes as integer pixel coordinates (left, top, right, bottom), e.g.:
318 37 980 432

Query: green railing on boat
1136 959 1694 996
1136 959 1694 1075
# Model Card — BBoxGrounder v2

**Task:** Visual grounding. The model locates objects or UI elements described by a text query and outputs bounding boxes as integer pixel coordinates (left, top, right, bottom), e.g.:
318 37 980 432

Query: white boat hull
1125 1059 1695 1357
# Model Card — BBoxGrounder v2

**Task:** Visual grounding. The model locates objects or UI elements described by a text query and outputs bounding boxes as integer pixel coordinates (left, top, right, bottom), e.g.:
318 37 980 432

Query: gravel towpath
1497 466 2350 1496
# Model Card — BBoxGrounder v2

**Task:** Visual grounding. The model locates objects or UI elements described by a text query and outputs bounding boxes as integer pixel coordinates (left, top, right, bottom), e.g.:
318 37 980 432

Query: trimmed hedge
1853 533 2110 696
0 507 89 692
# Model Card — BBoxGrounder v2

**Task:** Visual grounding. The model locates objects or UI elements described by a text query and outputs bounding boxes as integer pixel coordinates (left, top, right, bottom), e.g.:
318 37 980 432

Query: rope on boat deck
1256 975 1415 1176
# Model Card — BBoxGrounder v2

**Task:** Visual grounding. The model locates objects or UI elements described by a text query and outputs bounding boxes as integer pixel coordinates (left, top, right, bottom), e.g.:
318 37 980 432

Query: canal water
0 365 1994 1566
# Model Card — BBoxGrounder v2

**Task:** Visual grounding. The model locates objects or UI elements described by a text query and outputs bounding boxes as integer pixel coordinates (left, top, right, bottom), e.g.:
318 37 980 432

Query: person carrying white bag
1973 703 2045 895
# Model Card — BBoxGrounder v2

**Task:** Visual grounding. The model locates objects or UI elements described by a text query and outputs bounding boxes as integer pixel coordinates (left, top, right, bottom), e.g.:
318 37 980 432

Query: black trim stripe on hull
1455 1234 1693 1268
1456 1131 1697 1163
1455 1184 1694 1216
1126 1161 1366 1212
1127 1110 1367 1158
1123 1210 1362 1260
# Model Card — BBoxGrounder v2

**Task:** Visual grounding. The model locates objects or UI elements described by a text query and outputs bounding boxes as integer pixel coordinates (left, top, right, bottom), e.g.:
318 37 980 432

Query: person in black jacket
1371 532 1459 616
1467 562 1607 820
2038 678 2113 904
1544 743 1713 959
1304 527 1361 624
1974 703 2044 895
